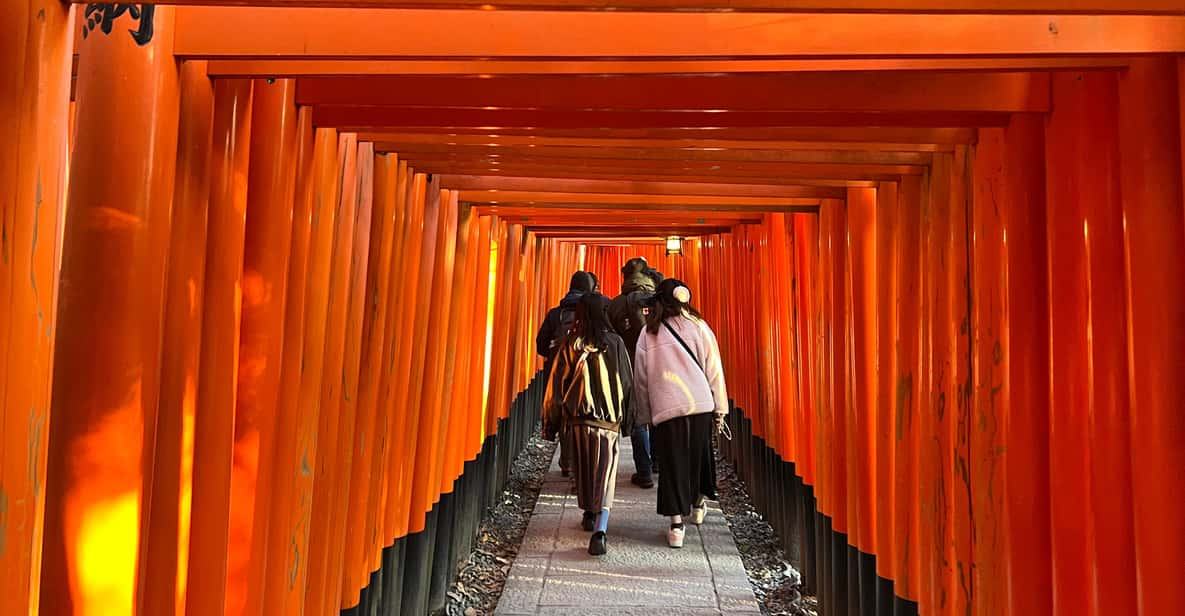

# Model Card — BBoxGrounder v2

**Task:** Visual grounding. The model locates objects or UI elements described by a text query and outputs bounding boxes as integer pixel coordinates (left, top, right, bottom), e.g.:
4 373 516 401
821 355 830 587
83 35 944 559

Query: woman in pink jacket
632 279 729 548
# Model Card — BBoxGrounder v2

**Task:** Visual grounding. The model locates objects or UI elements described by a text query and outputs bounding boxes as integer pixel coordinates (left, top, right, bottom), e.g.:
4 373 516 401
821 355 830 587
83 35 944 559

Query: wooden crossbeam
375 142 932 165
296 73 1049 113
99 1 1185 13
207 57 1134 76
459 191 819 208
174 9 1185 58
376 127 978 144
439 175 847 198
358 132 954 152
322 107 1009 129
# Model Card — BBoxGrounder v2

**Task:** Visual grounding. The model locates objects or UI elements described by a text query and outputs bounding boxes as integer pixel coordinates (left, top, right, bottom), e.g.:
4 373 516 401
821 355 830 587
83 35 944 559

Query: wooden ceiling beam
373 142 932 165
437 168 877 187
208 57 1134 76
357 131 953 152
530 226 736 238
174 9 1185 58
365 126 977 143
322 107 1009 129
102 1 1185 13
391 155 921 177
439 175 847 198
459 190 820 207
296 73 1048 113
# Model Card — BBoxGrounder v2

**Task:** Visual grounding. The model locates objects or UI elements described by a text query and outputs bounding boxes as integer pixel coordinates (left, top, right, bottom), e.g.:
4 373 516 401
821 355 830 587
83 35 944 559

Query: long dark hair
573 292 612 350
646 278 703 334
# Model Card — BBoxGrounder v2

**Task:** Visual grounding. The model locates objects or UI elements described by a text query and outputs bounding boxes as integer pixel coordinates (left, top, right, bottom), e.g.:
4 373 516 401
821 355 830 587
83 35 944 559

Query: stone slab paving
495 439 760 615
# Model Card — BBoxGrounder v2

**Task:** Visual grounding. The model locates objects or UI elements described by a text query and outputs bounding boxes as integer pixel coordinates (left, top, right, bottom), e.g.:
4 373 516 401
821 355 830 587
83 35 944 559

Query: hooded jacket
536 289 585 359
608 268 658 358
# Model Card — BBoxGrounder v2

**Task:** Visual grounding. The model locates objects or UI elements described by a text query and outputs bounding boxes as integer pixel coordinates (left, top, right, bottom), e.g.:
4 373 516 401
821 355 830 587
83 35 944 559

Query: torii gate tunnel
3 1 1185 615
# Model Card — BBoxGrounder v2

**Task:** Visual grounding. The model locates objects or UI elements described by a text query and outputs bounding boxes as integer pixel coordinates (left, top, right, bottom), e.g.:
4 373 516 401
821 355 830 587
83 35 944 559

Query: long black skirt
652 412 718 517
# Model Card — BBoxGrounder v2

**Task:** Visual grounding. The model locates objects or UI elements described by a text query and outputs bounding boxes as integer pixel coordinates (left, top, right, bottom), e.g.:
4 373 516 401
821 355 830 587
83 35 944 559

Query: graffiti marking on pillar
81 4 155 46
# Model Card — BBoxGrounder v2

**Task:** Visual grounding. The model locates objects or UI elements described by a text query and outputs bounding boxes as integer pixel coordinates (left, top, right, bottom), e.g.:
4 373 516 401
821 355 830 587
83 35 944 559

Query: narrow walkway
495 439 761 615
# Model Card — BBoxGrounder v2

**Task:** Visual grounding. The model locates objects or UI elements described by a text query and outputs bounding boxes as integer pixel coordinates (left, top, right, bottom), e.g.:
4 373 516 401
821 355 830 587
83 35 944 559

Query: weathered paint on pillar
260 109 317 616
43 5 180 615
0 1 72 613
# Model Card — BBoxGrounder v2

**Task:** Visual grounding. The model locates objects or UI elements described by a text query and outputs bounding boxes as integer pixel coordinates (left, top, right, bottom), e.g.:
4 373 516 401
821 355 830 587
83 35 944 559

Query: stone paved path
494 438 761 615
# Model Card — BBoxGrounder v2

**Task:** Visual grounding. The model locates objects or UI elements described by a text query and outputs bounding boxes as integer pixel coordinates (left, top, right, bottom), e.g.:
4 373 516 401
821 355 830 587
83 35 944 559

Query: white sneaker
667 525 685 548
690 505 706 525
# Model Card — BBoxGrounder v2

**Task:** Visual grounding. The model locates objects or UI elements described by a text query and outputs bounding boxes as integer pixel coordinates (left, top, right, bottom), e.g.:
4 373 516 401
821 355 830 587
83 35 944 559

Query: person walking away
608 258 662 488
542 292 634 555
632 279 728 548
536 271 596 476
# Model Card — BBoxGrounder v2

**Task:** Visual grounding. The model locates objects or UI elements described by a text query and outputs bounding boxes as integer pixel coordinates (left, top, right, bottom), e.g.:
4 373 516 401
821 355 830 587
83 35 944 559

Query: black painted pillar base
831 530 849 616
876 575 894 616
428 491 458 612
365 567 382 616
846 544 860 616
858 551 876 616
893 597 919 616
379 539 406 616
401 507 440 616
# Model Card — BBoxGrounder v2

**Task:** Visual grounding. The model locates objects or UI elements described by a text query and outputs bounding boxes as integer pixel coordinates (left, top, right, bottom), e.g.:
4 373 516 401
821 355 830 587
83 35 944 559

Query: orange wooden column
395 175 444 539
1117 57 1185 615
968 128 1009 616
948 147 973 616
142 59 214 616
228 77 300 616
919 151 951 616
0 1 71 613
794 214 819 489
892 176 922 605
385 173 429 546
186 77 252 616
343 152 398 607
370 159 408 566
260 111 320 616
42 6 180 614
441 206 479 493
340 146 394 609
1075 77 1138 616
412 189 461 526
468 215 496 457
326 143 375 611
304 133 360 614
846 186 876 563
1043 71 1123 616
1001 114 1053 616
873 182 897 584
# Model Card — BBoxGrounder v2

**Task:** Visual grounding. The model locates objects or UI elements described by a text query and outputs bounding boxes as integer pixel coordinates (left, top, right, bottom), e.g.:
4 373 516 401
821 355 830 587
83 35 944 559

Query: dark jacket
543 332 634 436
608 271 657 359
536 290 585 359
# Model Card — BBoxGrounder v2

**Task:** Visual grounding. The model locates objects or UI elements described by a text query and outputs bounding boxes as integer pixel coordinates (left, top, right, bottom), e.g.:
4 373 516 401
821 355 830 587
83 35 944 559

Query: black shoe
581 511 596 532
588 531 607 556
630 473 655 489
561 468 570 478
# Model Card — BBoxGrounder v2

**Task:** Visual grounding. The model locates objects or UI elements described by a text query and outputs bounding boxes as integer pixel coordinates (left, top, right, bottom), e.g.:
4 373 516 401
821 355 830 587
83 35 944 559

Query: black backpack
550 307 577 353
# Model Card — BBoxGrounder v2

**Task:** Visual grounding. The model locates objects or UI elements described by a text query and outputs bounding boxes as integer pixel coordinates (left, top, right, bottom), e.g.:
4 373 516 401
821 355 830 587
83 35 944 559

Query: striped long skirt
570 424 621 513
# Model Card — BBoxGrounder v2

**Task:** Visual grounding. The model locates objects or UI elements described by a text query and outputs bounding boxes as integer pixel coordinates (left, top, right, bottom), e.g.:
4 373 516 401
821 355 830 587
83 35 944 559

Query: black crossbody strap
662 320 704 374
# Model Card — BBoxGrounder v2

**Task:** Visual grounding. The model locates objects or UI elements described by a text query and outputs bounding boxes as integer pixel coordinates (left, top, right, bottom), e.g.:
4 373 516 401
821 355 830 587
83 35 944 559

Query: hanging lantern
666 236 683 256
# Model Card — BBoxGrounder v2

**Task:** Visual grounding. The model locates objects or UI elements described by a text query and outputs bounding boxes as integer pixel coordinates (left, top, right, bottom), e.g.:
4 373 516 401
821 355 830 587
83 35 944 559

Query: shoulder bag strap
662 319 704 374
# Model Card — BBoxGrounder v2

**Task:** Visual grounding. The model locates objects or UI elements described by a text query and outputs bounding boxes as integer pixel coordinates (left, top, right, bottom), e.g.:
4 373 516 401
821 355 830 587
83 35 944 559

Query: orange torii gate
3 2 1185 616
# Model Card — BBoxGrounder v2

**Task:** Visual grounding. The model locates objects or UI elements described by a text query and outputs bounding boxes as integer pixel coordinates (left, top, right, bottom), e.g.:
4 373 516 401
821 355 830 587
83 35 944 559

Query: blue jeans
631 425 655 477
